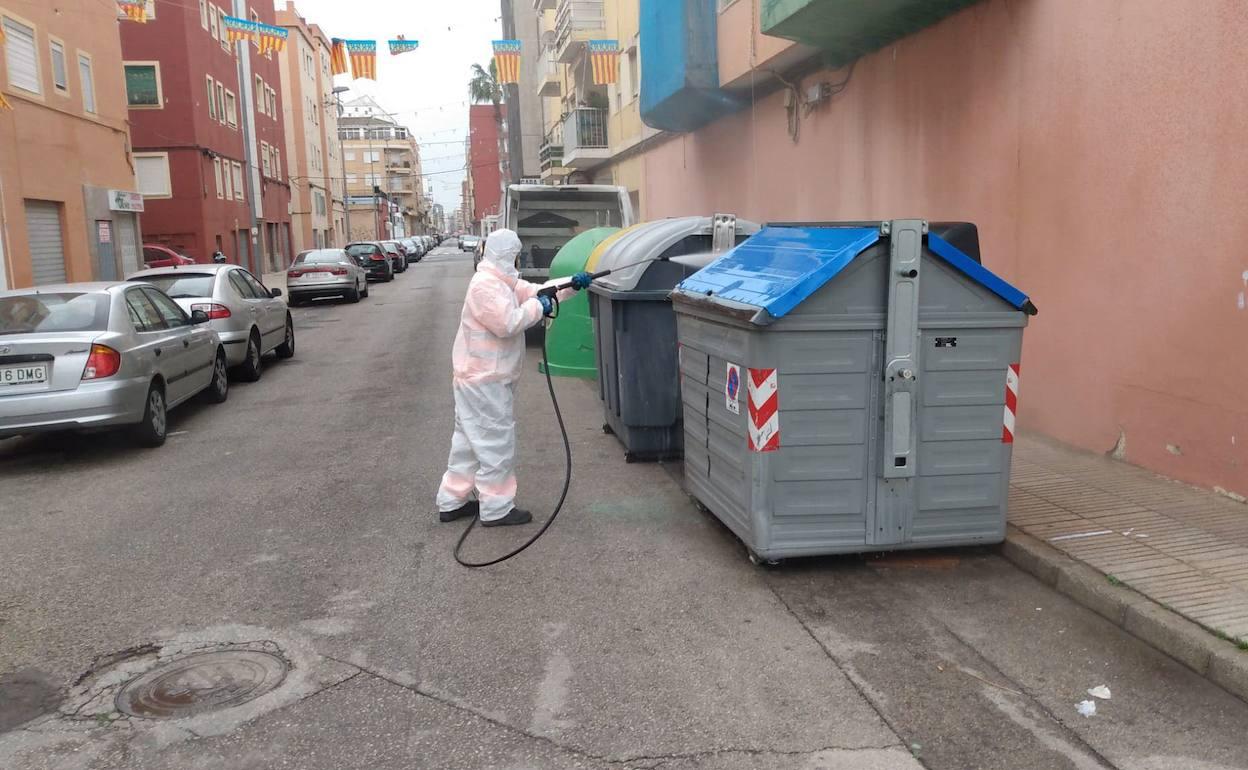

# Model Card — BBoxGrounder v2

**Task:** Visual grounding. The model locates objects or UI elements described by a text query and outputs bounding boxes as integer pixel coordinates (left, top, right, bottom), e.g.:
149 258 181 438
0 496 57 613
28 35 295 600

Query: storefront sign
97 222 112 243
109 190 145 212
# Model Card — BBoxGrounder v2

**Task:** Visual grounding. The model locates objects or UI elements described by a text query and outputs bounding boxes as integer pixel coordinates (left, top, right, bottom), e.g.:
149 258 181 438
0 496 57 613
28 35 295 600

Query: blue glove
537 295 555 317
570 271 593 290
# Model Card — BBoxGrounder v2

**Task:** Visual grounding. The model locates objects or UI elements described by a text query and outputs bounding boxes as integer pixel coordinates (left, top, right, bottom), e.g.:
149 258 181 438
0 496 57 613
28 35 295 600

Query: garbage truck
500 184 634 284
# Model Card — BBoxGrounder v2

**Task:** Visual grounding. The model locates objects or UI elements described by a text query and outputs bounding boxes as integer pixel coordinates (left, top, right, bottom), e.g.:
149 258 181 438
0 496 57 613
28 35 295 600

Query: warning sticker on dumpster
725 363 741 414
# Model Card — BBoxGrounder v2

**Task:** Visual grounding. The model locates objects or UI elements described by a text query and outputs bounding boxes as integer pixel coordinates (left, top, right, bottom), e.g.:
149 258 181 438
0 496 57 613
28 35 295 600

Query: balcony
761 0 981 66
540 54 562 98
561 107 609 170
554 0 605 63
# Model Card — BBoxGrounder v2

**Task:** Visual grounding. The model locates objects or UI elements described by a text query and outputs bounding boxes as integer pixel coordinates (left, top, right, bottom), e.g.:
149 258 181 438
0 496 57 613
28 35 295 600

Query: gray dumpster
589 215 759 461
672 220 1037 563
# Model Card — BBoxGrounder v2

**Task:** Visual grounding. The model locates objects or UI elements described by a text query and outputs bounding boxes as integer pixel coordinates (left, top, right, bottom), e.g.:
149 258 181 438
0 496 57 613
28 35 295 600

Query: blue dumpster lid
674 225 1036 320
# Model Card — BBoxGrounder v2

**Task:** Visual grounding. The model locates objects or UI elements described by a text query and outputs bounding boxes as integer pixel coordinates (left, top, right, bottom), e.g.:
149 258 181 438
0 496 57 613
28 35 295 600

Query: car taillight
191 302 231 319
82 344 121 380
287 268 303 277
330 266 348 275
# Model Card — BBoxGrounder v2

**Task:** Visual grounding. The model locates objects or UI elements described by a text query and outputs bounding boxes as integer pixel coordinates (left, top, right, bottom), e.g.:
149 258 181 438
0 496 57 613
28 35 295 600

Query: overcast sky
274 0 503 211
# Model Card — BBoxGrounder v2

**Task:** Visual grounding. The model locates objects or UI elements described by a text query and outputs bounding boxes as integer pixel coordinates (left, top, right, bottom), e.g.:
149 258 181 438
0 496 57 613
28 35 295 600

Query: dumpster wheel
748 549 782 568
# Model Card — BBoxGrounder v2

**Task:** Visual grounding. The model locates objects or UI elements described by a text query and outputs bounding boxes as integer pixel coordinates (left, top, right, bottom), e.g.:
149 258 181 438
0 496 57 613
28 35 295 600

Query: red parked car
142 244 196 268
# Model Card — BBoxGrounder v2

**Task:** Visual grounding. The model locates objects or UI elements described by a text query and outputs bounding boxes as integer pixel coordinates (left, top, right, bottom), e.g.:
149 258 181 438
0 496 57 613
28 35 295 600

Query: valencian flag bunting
223 17 288 53
330 39 349 75
492 40 521 85
117 0 147 24
388 36 419 56
256 22 288 55
345 40 378 80
589 40 620 85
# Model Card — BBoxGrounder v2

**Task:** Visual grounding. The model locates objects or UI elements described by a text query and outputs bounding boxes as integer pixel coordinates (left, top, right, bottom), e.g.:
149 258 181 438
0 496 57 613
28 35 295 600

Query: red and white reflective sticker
747 368 780 452
1003 363 1020 443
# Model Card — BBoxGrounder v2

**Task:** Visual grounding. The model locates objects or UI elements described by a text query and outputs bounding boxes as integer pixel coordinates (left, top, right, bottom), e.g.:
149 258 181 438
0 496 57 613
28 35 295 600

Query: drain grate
114 649 288 719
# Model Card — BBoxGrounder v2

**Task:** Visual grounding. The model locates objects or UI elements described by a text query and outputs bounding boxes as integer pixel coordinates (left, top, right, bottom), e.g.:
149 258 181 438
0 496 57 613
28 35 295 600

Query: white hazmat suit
436 229 575 522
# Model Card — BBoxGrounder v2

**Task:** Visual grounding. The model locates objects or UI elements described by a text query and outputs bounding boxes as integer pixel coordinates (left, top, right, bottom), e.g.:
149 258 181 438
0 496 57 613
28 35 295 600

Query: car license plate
0 364 48 386
310 272 333 280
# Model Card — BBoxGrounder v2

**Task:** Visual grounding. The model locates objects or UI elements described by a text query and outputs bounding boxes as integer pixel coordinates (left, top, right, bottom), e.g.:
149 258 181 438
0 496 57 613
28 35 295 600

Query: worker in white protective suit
435 229 593 526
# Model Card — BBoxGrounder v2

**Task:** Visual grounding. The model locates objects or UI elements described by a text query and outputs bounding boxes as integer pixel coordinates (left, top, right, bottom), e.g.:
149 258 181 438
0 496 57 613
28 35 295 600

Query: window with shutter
3 17 40 95
134 154 171 198
206 75 216 119
199 0 209 30
49 40 68 93
78 54 96 114
214 158 223 198
231 162 244 200
225 90 237 128
261 142 271 177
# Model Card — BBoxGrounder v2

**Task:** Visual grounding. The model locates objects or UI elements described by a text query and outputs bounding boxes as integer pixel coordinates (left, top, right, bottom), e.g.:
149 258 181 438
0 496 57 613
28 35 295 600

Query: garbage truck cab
501 184 634 283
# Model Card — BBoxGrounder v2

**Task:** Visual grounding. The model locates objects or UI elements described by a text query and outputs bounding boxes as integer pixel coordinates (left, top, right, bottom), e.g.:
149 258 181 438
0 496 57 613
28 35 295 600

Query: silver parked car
127 264 293 382
0 282 229 447
284 249 368 305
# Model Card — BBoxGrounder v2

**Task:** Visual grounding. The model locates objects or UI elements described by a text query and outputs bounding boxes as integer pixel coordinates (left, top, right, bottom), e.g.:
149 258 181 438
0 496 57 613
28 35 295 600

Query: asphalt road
1 246 1246 770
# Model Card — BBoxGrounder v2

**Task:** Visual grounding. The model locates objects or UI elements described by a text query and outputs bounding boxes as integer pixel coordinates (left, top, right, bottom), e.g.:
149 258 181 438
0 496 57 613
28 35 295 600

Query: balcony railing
554 0 605 63
563 107 607 152
540 54 562 97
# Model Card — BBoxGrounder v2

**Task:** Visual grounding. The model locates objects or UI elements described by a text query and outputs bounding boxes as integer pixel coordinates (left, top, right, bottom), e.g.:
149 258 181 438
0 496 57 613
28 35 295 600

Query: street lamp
332 86 351 242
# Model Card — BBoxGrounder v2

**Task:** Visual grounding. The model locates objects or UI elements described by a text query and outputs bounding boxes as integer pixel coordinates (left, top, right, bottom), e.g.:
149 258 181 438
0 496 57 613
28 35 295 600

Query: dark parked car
345 242 394 282
400 238 423 263
381 241 407 273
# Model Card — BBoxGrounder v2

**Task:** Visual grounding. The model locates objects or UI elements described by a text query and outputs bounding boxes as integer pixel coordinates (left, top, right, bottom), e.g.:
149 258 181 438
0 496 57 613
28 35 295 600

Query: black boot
481 508 533 527
439 500 480 523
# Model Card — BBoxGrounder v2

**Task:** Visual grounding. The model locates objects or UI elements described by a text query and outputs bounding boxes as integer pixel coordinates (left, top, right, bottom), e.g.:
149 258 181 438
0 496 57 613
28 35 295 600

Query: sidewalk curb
1001 525 1248 703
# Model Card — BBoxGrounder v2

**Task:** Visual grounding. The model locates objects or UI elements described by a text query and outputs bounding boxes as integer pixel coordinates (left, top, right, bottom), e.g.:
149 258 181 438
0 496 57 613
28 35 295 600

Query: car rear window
382 244 400 254
347 244 381 258
131 273 215 299
297 251 348 265
0 292 111 335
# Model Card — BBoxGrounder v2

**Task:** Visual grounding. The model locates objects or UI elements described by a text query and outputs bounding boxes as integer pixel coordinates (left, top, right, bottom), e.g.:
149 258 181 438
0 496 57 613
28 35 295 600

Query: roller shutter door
24 201 67 285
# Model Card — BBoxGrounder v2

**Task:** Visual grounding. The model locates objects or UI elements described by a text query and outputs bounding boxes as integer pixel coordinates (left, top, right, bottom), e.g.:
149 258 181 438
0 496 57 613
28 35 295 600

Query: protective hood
483 229 522 279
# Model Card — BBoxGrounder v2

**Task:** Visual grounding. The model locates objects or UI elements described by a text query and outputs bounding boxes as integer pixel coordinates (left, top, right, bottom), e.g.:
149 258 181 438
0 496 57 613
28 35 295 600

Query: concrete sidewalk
1005 434 1248 697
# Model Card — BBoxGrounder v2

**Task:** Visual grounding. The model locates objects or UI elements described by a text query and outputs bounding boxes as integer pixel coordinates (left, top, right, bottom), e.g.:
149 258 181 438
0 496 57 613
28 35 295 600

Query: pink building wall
642 0 1248 495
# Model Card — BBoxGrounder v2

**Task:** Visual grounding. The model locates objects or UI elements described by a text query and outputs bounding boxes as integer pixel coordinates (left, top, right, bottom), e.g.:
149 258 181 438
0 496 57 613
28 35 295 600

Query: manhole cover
115 650 287 719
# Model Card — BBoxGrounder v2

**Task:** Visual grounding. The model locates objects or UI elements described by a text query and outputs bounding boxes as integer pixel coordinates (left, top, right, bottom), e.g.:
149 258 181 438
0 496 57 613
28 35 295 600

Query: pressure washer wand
536 269 614 299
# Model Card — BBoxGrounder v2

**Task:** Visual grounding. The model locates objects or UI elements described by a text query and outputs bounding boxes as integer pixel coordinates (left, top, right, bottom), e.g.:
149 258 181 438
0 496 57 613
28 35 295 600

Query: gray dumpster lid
673 224 1037 321
592 216 760 293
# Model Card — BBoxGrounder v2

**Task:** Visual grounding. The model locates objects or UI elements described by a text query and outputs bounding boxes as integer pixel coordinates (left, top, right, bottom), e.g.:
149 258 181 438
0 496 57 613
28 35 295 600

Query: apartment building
465 103 505 232
276 2 345 253
338 95 424 239
121 0 292 273
0 0 144 288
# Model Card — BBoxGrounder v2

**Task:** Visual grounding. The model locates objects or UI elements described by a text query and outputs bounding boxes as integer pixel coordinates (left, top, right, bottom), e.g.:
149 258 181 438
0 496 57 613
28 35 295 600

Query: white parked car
284 249 369 305
128 264 293 381
0 282 228 447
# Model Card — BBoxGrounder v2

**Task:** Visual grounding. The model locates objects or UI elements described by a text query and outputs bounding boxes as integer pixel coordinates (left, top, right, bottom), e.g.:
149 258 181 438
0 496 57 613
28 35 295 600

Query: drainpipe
233 0 262 268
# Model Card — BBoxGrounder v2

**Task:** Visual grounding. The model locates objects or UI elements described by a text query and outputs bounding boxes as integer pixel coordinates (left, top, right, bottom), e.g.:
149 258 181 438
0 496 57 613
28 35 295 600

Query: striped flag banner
492 40 521 84
117 0 147 24
256 22 289 55
345 40 377 80
223 16 260 44
330 39 349 75
588 39 619 85
388 39 420 56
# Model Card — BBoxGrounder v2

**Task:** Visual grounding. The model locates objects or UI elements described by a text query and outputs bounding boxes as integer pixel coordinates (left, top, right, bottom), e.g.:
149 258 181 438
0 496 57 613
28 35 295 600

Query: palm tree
468 61 509 182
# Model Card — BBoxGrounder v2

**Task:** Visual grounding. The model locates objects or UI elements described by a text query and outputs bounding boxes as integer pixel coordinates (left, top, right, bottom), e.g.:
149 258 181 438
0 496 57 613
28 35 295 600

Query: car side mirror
270 288 283 298
190 309 211 325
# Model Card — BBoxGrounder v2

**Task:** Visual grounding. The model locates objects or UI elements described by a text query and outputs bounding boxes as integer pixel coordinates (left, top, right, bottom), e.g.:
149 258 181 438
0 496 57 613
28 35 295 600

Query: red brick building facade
120 0 291 273
467 104 505 229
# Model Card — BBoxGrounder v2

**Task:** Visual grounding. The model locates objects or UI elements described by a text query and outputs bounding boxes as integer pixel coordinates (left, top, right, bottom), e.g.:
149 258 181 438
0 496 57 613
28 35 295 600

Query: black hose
453 331 572 568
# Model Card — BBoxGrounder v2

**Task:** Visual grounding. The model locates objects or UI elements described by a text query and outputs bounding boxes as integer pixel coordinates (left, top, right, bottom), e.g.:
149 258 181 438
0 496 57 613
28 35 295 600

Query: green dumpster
539 227 620 379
